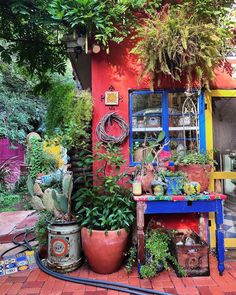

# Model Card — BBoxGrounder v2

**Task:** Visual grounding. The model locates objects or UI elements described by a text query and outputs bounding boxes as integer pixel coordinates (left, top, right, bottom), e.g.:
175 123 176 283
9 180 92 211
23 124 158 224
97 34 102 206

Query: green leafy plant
26 137 57 179
49 0 162 47
176 152 215 165
0 193 22 212
74 143 135 233
35 210 53 246
0 1 67 80
131 1 235 89
0 64 46 144
125 246 137 274
140 229 186 278
45 77 93 149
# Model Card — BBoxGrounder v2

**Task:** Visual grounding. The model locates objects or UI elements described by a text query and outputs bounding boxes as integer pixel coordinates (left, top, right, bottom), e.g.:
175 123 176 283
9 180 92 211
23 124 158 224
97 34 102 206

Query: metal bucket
47 221 81 273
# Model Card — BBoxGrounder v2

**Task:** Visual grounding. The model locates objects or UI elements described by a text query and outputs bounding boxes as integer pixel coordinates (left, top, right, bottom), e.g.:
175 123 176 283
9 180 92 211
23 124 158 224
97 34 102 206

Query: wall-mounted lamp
92 44 101 54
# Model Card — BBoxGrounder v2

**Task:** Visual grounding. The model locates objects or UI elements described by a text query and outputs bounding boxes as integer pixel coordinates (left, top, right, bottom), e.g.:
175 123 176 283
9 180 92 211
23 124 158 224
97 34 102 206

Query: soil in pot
177 164 211 192
81 227 129 274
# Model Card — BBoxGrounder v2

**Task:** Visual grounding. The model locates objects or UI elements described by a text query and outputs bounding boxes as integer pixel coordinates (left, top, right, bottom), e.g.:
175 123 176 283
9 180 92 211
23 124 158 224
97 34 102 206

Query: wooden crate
170 230 209 277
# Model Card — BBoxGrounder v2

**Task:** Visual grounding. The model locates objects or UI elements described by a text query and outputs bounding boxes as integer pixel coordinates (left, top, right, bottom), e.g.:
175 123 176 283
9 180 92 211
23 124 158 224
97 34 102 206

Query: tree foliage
0 0 67 79
0 63 46 144
49 0 162 46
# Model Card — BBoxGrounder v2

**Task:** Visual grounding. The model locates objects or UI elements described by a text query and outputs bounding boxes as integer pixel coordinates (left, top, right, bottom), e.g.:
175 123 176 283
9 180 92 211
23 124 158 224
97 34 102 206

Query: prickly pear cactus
32 196 45 211
42 188 55 212
34 183 44 197
62 171 73 199
51 189 68 214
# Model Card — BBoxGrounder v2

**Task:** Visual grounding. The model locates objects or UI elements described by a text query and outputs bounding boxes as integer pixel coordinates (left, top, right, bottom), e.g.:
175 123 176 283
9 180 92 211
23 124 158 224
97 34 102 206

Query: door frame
205 89 236 248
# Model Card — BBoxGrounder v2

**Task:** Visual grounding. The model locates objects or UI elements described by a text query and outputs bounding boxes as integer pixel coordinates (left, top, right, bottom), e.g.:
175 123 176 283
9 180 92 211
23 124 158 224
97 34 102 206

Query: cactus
27 175 35 197
51 189 68 214
62 171 73 217
42 189 55 212
27 171 74 221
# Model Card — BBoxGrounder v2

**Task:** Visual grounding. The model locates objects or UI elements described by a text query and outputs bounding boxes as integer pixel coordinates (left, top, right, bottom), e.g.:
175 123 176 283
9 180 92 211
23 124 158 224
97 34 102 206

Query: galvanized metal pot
47 221 81 273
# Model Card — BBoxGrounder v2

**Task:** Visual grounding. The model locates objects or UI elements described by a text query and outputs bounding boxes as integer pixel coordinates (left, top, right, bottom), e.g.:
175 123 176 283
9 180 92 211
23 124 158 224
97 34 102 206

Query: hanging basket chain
96 112 129 145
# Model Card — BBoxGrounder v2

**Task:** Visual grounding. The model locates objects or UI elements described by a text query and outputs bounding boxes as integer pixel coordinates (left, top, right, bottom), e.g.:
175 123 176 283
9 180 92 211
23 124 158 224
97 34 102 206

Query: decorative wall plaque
101 85 123 110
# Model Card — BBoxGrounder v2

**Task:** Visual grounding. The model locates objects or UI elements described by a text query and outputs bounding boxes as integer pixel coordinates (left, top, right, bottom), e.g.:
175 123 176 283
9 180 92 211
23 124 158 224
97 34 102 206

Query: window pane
132 93 162 130
168 92 199 153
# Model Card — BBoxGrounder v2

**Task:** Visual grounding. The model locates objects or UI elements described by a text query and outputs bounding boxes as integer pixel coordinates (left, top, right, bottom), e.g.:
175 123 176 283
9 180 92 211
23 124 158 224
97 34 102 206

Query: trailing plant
131 1 235 89
140 229 186 278
74 143 135 233
125 246 137 274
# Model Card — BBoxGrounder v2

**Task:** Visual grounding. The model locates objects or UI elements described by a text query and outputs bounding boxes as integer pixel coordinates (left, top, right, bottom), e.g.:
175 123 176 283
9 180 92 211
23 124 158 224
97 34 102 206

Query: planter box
170 230 209 277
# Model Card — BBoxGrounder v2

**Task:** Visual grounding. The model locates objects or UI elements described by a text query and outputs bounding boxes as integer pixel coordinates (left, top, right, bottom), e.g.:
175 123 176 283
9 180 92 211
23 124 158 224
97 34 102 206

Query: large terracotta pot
81 227 129 274
177 164 212 192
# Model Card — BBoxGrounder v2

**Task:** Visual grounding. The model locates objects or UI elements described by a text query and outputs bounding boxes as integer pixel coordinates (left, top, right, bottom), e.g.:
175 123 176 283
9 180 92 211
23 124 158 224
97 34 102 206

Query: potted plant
175 152 215 192
159 170 186 195
74 143 135 274
27 171 81 273
125 229 186 278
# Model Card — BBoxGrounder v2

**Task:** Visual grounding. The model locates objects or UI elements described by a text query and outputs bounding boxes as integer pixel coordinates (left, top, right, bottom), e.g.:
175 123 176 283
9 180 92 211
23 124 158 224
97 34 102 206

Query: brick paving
1 256 236 295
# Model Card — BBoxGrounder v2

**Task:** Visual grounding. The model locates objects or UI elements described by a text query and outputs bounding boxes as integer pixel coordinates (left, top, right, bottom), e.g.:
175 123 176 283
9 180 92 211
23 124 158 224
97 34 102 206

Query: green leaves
0 64 46 145
132 1 234 89
49 0 162 47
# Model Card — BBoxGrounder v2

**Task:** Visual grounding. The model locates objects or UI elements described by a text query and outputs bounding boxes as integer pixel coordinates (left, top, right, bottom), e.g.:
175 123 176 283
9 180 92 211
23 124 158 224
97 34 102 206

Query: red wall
91 42 236 235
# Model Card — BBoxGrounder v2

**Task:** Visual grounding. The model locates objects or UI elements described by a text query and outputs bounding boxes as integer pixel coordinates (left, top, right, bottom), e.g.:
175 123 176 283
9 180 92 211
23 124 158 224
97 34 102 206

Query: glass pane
212 97 236 173
131 92 163 163
212 97 236 238
168 92 199 152
132 93 162 129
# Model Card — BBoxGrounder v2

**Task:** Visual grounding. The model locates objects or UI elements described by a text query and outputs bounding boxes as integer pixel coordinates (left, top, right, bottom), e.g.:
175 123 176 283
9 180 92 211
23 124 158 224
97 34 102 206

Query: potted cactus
27 171 81 273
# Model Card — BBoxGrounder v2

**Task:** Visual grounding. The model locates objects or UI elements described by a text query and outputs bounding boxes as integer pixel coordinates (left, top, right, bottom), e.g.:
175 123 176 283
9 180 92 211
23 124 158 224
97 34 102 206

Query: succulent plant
27 171 74 221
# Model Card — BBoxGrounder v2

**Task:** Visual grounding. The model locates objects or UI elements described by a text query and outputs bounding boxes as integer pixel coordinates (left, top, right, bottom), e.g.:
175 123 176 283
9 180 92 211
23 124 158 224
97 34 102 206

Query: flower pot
165 176 183 195
177 164 211 192
81 227 129 274
47 221 81 273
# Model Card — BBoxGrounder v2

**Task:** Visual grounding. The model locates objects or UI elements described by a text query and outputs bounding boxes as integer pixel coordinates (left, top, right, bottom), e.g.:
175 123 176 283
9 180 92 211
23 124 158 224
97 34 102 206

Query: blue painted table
134 193 227 275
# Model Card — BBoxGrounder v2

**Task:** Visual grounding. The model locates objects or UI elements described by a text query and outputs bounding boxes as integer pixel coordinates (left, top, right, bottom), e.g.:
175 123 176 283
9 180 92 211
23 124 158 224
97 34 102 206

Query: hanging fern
131 2 234 89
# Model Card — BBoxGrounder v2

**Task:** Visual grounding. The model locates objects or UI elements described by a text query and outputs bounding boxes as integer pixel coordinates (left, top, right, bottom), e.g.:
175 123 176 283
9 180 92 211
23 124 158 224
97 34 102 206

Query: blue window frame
129 89 206 166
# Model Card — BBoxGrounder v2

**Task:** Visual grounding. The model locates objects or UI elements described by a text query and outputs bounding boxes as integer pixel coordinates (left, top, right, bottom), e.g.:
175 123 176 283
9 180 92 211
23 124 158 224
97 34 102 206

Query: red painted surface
91 42 236 234
0 138 24 183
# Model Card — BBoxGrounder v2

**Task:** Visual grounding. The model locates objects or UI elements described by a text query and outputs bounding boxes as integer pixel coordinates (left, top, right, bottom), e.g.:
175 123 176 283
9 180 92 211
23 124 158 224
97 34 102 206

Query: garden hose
0 229 37 258
2 229 173 295
35 251 172 295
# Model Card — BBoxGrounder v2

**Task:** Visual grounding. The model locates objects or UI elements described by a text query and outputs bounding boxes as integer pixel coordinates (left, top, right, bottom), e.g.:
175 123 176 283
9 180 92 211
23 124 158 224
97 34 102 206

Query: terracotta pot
177 164 212 192
81 227 129 274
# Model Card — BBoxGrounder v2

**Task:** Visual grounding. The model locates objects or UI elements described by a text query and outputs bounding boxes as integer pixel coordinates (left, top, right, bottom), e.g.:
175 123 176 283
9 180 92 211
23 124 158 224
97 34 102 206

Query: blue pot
165 176 183 195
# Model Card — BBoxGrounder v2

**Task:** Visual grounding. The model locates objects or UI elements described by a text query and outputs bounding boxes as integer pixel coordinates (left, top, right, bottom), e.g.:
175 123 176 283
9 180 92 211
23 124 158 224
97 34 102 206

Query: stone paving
1 255 236 295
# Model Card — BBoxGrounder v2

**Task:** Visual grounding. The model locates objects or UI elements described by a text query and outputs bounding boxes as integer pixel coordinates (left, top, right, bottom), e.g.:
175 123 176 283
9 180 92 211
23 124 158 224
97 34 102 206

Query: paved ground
0 211 38 244
1 255 236 295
